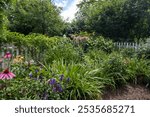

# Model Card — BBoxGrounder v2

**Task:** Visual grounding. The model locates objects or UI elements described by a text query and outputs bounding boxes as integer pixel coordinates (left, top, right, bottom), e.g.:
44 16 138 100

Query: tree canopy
7 0 65 36
75 0 150 42
0 0 13 37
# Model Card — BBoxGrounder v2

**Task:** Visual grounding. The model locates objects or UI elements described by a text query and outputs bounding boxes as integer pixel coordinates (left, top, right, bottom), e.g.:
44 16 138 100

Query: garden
0 0 150 100
1 31 150 100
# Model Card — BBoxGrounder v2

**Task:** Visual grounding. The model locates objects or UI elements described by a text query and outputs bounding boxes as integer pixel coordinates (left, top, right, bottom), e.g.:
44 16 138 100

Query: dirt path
102 84 150 100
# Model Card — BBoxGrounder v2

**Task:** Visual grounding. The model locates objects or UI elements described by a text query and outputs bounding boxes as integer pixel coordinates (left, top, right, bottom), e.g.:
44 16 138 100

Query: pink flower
0 68 15 80
4 52 12 59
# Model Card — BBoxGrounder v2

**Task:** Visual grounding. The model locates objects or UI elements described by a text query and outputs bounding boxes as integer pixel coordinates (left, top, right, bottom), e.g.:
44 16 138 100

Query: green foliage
120 48 137 58
126 58 150 85
137 47 150 59
0 65 71 100
87 36 114 53
1 31 65 63
0 0 13 38
83 50 128 89
83 50 150 89
83 49 108 69
49 60 102 99
75 0 150 41
11 63 29 78
101 52 128 87
1 30 150 100
7 0 64 36
4 31 60 48
44 39 84 64
0 78 47 99
4 31 25 45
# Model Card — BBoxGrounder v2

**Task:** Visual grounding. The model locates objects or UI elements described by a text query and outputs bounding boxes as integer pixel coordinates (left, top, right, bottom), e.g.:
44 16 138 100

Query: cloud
54 0 68 8
60 0 82 22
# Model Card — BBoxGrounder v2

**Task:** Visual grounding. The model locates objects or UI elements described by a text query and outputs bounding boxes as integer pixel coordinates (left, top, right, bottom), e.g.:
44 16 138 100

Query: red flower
4 52 12 59
0 68 15 80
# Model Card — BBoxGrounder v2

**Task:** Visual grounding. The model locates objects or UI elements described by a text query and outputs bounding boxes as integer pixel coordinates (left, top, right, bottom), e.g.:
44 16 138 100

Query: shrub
87 52 128 89
44 39 84 64
120 48 137 58
3 31 65 62
83 49 108 69
87 36 114 53
0 78 47 99
137 47 150 59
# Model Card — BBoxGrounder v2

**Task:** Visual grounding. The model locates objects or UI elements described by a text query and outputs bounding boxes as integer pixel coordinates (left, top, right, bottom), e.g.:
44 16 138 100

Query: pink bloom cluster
0 68 15 80
0 52 15 80
4 52 12 59
0 52 12 63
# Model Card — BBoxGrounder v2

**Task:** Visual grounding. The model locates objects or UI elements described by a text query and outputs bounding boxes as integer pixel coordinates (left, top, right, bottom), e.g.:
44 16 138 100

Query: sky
54 0 82 22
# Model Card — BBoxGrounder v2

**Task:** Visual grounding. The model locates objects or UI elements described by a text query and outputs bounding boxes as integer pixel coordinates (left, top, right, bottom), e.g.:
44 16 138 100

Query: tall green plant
49 60 103 99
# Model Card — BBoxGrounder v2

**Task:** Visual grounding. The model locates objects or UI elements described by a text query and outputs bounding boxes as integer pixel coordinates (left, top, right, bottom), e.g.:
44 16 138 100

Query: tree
75 0 150 42
7 0 65 36
122 0 150 42
0 0 13 38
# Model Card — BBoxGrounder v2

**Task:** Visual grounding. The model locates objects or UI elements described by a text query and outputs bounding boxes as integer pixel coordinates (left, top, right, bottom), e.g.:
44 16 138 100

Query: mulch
102 84 150 100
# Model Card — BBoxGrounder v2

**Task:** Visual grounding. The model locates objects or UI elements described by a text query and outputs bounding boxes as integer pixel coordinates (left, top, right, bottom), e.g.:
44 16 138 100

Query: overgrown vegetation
1 0 150 100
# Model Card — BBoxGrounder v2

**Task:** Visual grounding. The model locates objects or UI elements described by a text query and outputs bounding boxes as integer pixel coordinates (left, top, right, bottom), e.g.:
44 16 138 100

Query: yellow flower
12 55 24 64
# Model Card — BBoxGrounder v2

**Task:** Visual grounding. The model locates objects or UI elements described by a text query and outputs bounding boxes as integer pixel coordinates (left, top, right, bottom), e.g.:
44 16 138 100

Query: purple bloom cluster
59 74 64 81
28 69 43 81
60 74 70 83
29 72 33 78
49 78 56 85
48 78 63 92
66 77 70 83
48 74 70 93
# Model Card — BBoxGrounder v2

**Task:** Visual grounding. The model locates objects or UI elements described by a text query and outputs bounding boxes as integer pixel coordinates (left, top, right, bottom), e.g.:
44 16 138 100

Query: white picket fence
114 42 145 50
0 43 45 69
0 42 149 69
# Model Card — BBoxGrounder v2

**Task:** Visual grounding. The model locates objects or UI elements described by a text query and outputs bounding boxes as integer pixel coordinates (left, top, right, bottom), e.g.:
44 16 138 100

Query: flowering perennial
0 68 15 79
4 52 12 59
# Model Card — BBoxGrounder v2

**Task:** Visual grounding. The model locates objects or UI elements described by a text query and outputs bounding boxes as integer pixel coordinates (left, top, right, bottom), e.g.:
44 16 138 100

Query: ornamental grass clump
50 60 102 100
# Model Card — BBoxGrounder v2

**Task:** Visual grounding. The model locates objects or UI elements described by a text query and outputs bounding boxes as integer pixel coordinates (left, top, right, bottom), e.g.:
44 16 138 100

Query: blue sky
54 0 81 22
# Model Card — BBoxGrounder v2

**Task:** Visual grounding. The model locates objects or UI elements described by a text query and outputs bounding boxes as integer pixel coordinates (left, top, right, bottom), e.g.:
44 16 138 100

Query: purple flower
29 72 33 78
59 74 64 81
66 77 70 83
39 75 43 79
56 83 63 92
49 78 56 85
52 87 57 92
35 69 39 73
42 92 48 100
52 83 63 93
